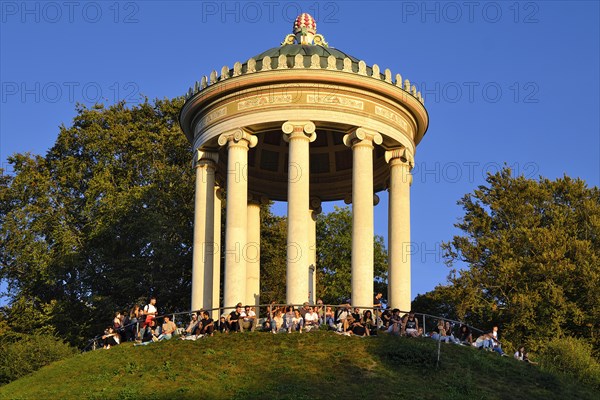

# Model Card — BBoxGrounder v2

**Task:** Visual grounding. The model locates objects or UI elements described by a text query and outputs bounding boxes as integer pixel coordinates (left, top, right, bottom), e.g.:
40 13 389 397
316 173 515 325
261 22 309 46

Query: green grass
0 331 597 400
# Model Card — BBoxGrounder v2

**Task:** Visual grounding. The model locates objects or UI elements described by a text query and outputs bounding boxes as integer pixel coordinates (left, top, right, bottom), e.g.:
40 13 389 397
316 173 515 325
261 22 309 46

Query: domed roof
244 44 378 78
253 44 359 63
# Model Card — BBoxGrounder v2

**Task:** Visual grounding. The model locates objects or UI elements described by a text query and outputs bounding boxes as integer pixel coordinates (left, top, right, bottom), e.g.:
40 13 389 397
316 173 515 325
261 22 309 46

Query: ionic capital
309 196 322 211
194 149 219 168
343 193 380 206
282 120 317 142
217 128 258 149
248 193 269 206
309 196 322 219
343 127 383 149
215 187 225 201
385 147 414 169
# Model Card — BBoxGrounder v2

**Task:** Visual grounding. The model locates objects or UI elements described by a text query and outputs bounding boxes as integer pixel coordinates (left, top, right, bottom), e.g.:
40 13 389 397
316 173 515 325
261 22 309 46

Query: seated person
227 305 242 332
350 319 369 336
403 311 419 337
158 315 176 341
473 333 493 349
346 314 368 337
457 324 473 344
489 326 506 356
262 316 272 332
291 310 304 333
239 305 256 332
386 309 402 335
325 306 335 329
431 320 455 343
216 315 228 333
315 299 325 324
182 313 199 338
380 309 392 330
444 321 460 343
197 311 215 336
351 307 362 322
102 326 120 349
271 310 286 334
335 304 352 332
299 302 311 319
135 319 158 345
284 306 295 333
514 346 526 361
303 307 319 331
362 310 377 336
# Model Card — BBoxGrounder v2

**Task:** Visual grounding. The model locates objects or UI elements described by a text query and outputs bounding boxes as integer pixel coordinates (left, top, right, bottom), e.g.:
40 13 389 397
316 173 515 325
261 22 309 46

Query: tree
259 207 287 305
316 206 388 304
440 168 600 350
0 99 195 345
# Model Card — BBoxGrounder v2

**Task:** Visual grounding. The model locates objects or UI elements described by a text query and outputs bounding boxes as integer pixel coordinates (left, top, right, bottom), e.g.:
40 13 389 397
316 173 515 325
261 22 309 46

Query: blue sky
1 1 599 302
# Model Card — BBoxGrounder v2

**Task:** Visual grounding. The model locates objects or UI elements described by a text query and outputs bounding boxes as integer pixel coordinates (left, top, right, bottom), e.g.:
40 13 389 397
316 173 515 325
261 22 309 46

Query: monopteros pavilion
179 14 429 314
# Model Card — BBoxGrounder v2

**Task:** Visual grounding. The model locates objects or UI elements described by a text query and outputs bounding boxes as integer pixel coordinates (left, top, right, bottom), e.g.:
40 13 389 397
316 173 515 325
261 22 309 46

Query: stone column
191 150 218 312
212 186 223 321
343 128 382 308
246 194 266 308
283 120 316 305
308 197 322 305
218 129 258 309
385 148 414 311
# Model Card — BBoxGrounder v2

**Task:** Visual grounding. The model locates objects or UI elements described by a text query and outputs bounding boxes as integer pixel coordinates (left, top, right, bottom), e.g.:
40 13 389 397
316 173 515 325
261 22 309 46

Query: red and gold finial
282 13 328 47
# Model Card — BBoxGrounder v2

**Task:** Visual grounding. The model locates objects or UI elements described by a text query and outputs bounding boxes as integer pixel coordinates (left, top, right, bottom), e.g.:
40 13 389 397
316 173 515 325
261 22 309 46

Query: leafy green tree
316 206 388 304
441 168 600 350
259 207 287 305
0 333 76 384
0 99 195 345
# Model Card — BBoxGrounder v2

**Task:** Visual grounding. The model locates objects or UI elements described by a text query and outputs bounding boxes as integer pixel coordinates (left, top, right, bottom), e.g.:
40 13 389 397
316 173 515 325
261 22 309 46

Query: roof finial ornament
281 13 328 47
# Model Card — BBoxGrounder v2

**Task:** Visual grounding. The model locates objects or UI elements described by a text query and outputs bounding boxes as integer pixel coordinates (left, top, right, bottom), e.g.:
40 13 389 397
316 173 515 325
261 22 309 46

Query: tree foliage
316 206 388 304
0 333 76 385
0 99 194 345
436 168 600 351
259 206 287 304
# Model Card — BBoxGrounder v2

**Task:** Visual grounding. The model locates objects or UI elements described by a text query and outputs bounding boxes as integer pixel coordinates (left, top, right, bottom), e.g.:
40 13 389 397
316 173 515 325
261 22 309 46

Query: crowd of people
99 293 535 364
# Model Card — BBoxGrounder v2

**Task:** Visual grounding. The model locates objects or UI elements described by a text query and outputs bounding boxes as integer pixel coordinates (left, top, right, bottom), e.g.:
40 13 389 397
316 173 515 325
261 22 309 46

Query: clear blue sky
1 1 599 302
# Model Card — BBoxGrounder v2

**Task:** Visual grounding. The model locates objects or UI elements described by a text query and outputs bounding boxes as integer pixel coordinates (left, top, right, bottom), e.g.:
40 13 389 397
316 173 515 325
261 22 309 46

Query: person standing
143 297 158 327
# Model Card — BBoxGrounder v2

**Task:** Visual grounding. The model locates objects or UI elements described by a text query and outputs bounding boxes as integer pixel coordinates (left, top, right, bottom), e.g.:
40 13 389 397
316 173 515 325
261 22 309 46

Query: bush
538 337 600 388
0 334 76 384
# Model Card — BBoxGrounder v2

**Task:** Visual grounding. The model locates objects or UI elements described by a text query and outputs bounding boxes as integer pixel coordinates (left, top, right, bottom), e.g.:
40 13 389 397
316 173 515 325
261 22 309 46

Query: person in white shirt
142 297 157 328
303 307 319 331
239 305 256 332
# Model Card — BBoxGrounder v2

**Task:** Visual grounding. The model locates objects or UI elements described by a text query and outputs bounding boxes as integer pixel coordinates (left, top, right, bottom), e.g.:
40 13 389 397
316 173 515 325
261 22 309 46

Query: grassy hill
0 331 597 400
